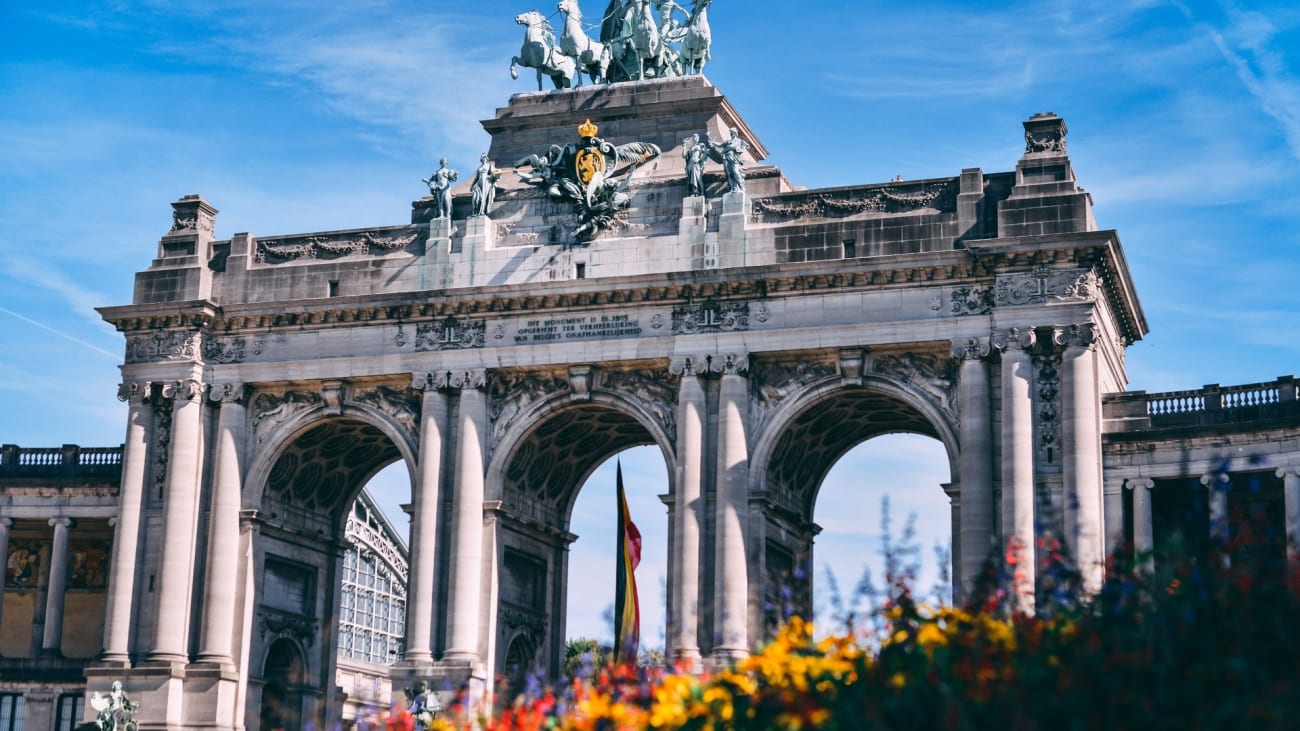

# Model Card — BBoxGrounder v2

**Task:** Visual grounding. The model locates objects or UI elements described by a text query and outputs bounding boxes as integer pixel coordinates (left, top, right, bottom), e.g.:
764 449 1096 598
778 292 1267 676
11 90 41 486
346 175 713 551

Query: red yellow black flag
614 460 641 664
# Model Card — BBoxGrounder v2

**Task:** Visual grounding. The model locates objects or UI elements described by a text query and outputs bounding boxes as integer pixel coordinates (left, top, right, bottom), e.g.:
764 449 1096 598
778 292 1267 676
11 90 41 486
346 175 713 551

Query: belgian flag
613 460 641 665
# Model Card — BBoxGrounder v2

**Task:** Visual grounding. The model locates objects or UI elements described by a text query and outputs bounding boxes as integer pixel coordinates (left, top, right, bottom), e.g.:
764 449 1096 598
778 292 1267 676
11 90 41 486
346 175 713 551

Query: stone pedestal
420 218 455 291
717 192 749 270
679 195 713 270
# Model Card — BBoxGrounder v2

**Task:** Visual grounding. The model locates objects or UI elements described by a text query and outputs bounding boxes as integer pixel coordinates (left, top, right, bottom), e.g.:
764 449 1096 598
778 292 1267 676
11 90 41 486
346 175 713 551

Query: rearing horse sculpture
680 0 711 75
557 0 610 85
629 0 662 80
510 10 577 91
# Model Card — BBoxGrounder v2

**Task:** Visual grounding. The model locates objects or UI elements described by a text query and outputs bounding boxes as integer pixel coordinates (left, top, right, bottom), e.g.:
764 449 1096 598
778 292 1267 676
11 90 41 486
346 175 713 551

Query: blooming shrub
427 508 1300 730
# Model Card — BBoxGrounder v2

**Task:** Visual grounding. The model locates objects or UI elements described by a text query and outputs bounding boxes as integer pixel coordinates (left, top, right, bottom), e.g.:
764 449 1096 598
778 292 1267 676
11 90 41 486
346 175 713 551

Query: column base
669 649 703 673
707 648 750 670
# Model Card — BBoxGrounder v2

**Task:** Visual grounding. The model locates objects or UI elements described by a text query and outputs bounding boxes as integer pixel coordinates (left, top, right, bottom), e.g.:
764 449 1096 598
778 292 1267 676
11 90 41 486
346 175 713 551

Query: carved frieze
1035 353 1062 465
258 609 318 646
413 317 486 351
125 331 198 364
352 386 420 438
151 399 172 499
253 391 325 443
601 369 677 444
750 181 955 223
255 230 420 264
995 267 1096 307
872 352 958 420
202 335 264 364
950 286 994 316
671 301 750 335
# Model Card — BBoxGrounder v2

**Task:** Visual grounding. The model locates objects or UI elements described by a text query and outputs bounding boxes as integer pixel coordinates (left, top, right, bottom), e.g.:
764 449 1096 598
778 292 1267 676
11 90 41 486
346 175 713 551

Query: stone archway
750 376 959 637
259 638 306 731
485 384 676 681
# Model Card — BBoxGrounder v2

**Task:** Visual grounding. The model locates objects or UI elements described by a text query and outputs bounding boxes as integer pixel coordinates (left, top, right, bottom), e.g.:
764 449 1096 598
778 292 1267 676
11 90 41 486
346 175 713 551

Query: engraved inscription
512 315 642 344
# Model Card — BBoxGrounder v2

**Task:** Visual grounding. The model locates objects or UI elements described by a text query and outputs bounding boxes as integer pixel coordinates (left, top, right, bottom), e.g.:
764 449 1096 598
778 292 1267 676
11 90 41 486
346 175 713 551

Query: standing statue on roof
683 133 709 198
708 127 747 194
470 154 503 217
422 158 459 220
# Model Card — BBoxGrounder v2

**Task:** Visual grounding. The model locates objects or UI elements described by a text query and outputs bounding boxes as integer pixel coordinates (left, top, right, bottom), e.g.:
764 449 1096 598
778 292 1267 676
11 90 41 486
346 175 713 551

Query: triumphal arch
89 25 1144 728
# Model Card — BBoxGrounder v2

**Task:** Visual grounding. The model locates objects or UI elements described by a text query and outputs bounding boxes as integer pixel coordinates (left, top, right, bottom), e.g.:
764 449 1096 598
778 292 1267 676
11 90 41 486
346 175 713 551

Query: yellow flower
890 672 907 688
917 622 947 649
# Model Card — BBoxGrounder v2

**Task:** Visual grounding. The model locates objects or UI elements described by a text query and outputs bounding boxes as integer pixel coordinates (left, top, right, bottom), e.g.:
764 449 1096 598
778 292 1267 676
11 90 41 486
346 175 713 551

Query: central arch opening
492 397 673 685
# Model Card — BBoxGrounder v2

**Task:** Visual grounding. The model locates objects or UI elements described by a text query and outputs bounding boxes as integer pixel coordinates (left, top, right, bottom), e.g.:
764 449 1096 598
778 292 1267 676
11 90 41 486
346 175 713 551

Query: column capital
1277 465 1300 479
670 353 749 377
1126 477 1155 491
1051 322 1098 351
992 326 1037 352
951 337 992 361
49 517 74 529
161 379 204 403
0 517 13 529
117 381 155 404
414 369 488 392
208 383 250 404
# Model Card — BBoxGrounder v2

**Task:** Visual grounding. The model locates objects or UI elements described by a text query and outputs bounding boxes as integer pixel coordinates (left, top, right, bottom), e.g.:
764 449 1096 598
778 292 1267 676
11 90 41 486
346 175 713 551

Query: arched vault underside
766 389 945 519
263 418 402 528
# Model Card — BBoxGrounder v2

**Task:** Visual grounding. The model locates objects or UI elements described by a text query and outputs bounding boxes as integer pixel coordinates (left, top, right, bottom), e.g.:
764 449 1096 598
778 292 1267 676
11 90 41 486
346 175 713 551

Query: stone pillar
1277 466 1300 560
951 338 992 600
1201 472 1230 545
405 376 449 665
0 517 10 633
444 370 488 664
713 354 749 661
150 378 205 663
1104 478 1127 558
103 382 153 663
197 384 249 666
669 357 706 667
941 484 961 603
1127 478 1155 572
1058 324 1104 593
41 517 74 654
995 328 1036 612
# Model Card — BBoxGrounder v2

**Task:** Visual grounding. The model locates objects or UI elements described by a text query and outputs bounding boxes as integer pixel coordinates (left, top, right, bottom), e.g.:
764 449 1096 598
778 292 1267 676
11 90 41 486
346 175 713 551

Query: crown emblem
578 119 599 138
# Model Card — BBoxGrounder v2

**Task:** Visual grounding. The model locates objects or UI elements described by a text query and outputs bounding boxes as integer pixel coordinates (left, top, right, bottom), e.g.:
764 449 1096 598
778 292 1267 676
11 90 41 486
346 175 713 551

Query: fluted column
713 354 749 661
42 517 74 654
1057 324 1104 593
444 370 488 664
0 518 10 634
103 382 153 663
150 378 205 663
406 375 450 665
197 384 249 666
1127 478 1155 572
669 357 705 666
1277 466 1300 560
952 338 992 600
995 327 1036 612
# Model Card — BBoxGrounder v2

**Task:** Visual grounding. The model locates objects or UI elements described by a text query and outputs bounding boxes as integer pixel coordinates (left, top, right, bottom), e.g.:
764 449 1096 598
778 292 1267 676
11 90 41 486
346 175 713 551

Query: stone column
150 378 205 663
405 376 449 665
1201 472 1230 545
41 517 74 654
0 517 10 634
1277 466 1300 560
951 338 992 600
1057 324 1104 593
197 384 249 666
941 484 961 604
713 354 749 661
103 382 153 663
995 328 1036 612
1127 478 1155 572
669 357 705 666
444 370 488 664
1104 478 1127 559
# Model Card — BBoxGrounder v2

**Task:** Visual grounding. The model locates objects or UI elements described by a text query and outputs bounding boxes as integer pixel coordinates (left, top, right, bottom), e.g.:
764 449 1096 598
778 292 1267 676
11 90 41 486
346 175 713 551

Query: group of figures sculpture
512 0 713 90
423 120 744 241
90 682 139 731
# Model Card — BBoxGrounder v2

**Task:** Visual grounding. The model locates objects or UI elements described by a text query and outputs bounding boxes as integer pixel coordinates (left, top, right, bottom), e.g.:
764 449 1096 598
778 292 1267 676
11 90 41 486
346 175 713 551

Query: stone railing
0 444 123 479
1103 376 1299 433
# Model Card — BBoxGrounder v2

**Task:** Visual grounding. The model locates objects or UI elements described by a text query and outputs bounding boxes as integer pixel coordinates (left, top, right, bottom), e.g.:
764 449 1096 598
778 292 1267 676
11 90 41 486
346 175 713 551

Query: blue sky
2 1 1298 645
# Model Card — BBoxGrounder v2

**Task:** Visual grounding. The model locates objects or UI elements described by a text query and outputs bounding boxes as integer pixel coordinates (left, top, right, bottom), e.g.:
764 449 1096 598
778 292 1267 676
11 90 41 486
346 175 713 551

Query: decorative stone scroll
671 300 750 335
995 267 1096 306
871 352 958 420
414 317 487 351
258 609 319 645
124 331 198 364
1024 113 1068 154
208 383 250 405
151 399 172 498
255 230 420 264
669 352 749 377
415 369 488 392
117 381 154 405
161 379 204 403
950 337 992 362
750 181 955 223
1052 322 1098 350
601 368 677 444
1034 352 1062 465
